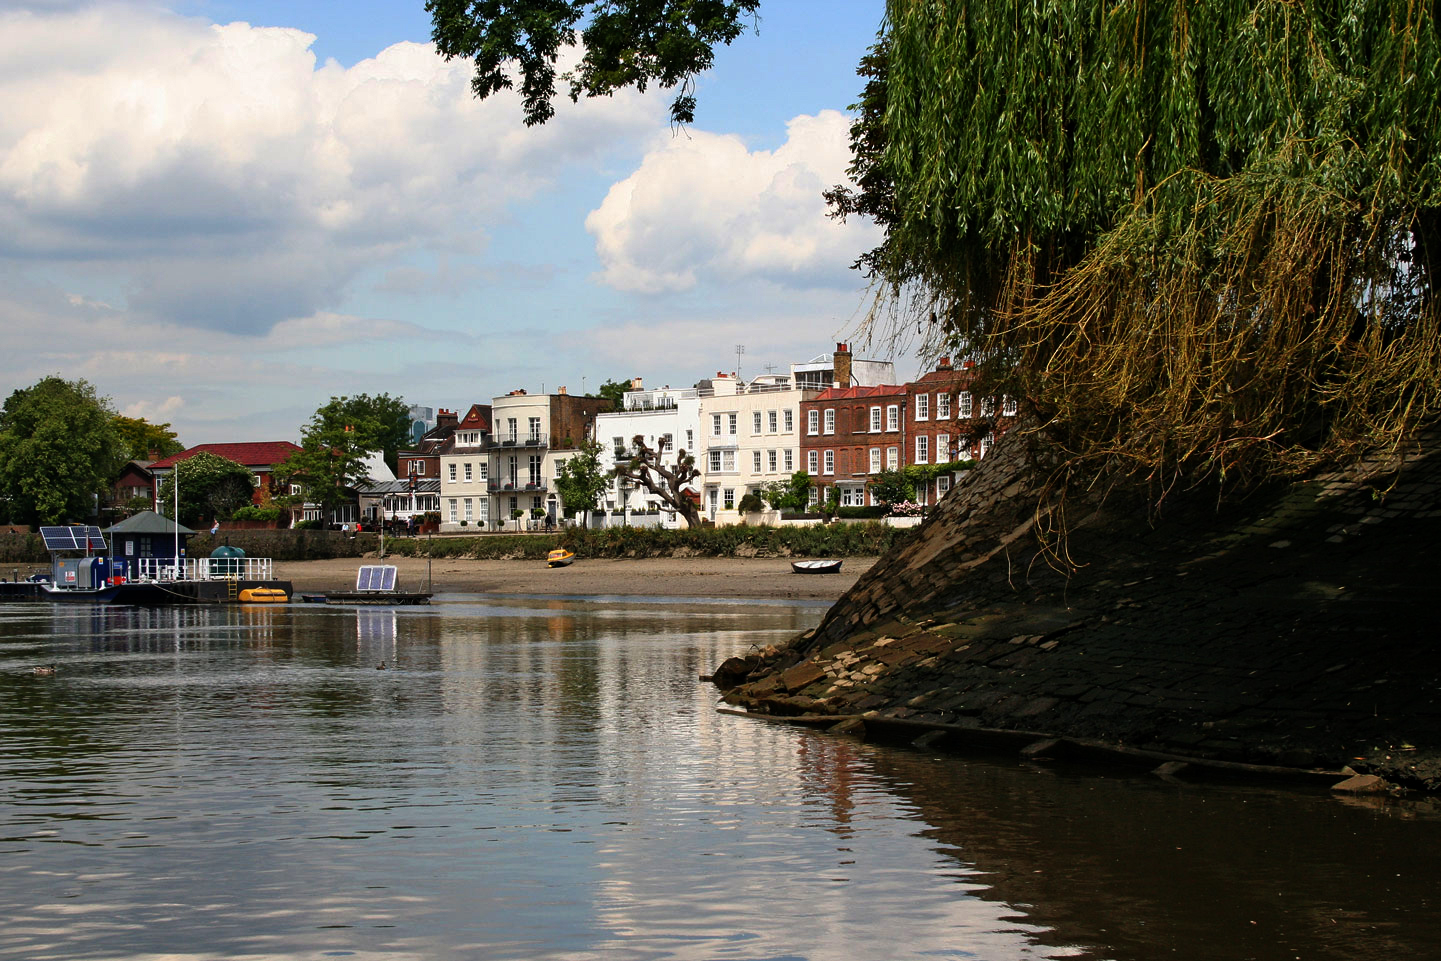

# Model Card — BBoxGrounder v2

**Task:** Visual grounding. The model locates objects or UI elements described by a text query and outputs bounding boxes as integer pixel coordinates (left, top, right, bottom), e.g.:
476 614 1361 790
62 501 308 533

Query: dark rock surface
718 425 1441 791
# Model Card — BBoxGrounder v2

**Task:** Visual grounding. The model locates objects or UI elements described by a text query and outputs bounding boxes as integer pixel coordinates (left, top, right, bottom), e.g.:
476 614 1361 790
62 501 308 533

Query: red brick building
799 358 1019 508
147 441 304 510
800 384 909 507
398 407 462 481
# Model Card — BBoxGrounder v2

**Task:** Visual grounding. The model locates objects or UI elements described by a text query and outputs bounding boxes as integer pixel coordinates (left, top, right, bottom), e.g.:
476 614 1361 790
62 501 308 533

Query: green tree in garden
594 378 630 411
866 469 913 508
553 439 609 523
0 377 124 525
157 452 255 527
273 409 376 523
312 394 411 474
111 415 184 461
761 471 812 512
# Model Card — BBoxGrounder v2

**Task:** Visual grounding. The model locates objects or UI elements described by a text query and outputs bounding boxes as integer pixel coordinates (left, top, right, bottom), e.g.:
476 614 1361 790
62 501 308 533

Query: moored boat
791 559 842 574
547 548 575 568
314 564 432 605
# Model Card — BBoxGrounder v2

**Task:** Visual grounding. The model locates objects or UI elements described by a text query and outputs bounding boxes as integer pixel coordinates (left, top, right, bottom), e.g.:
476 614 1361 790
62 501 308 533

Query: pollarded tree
157 452 255 527
612 434 701 527
0 377 125 525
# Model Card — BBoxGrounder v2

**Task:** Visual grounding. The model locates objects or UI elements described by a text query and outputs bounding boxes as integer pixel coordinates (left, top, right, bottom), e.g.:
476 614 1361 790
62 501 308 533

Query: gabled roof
105 510 196 536
458 403 491 431
149 442 303 471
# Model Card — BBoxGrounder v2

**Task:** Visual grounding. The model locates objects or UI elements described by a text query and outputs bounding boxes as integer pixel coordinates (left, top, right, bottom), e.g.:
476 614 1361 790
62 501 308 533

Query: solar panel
40 526 107 552
355 565 398 592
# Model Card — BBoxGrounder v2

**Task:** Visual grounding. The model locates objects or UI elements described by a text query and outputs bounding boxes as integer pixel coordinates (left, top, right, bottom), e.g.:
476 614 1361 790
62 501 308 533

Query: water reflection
0 599 1436 961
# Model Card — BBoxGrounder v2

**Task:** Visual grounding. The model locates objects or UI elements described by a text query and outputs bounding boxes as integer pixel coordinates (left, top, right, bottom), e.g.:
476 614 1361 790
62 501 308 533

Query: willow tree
836 0 1441 491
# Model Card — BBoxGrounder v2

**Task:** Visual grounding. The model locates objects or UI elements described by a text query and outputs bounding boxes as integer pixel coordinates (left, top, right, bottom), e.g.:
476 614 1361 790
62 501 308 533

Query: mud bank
715 426 1441 792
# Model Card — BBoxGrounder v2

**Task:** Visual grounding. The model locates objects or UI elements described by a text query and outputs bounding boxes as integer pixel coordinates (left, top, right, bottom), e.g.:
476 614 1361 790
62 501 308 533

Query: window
464 463 472 482
709 451 723 472
823 450 835 475
477 461 487 481
807 450 819 473
887 447 899 469
722 451 735 472
723 488 735 510
1003 396 1018 417
507 418 517 440
661 433 673 452
958 392 973 417
823 409 835 434
529 455 542 486
784 449 793 472
937 434 950 463
478 498 489 523
409 461 424 475
870 407 882 432
753 411 763 434
463 498 473 521
753 450 763 472
979 435 993 459
916 435 929 464
886 405 899 431
448 463 457 482
768 410 778 433
981 397 995 417
447 498 458 522
807 410 819 434
711 414 723 436
686 429 694 451
768 450 778 472
783 410 794 432
937 393 951 419
528 416 541 440
869 448 881 473
916 394 930 420
728 413 738 435
938 474 952 494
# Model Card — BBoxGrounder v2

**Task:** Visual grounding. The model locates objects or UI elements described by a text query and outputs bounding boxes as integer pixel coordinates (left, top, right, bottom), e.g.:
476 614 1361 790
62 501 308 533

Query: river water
0 597 1436 961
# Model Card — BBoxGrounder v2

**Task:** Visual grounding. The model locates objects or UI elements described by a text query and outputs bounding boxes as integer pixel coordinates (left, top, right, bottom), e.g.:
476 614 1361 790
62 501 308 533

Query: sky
0 0 904 445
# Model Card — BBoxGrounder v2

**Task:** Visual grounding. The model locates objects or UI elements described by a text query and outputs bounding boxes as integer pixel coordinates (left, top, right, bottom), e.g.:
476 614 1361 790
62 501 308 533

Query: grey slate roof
105 511 197 536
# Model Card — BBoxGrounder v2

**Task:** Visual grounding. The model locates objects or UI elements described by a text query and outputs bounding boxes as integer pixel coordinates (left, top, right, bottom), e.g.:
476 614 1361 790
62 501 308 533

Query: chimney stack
833 342 853 388
630 377 643 390
938 357 952 371
558 386 568 395
437 408 459 428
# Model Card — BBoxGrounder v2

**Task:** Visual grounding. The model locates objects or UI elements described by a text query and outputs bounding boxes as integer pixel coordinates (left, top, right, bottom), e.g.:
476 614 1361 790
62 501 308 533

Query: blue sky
0 1 901 444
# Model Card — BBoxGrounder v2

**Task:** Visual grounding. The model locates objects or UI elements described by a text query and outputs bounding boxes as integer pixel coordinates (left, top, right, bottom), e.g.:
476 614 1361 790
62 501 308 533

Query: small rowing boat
791 559 842 574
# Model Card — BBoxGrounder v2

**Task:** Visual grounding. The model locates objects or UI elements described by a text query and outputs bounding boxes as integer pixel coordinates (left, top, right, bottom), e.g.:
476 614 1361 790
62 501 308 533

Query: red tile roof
149 441 303 471
811 385 907 401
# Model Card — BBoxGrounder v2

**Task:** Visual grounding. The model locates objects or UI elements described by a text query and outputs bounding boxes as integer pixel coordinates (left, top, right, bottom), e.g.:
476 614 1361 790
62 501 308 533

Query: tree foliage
612 433 701 526
594 378 631 410
761 471 812 511
274 399 393 520
554 438 609 519
111 415 184 461
311 394 411 474
837 0 1441 491
157 452 255 527
426 0 760 125
0 377 124 525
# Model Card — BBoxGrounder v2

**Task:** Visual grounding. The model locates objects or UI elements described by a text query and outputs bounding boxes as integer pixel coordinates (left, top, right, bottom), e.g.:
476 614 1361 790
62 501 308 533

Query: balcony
496 432 548 448
488 480 548 493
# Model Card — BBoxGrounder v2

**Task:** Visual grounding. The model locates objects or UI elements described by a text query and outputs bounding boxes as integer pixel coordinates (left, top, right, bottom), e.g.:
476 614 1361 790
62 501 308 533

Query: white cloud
585 111 881 293
0 3 655 332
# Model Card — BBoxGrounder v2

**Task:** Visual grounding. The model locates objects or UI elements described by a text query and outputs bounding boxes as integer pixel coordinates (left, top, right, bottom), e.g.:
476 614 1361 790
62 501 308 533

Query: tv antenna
735 344 745 380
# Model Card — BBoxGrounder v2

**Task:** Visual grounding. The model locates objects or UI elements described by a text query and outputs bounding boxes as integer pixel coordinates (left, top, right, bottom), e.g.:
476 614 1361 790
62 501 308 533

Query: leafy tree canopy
112 415 184 461
554 439 609 519
426 0 760 125
0 377 124 525
157 452 255 527
274 403 381 518
594 378 631 410
835 0 1441 490
761 471 812 512
310 394 412 474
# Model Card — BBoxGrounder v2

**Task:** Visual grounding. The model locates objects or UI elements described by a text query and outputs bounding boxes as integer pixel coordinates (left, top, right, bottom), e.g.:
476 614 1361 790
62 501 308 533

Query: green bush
293 518 322 530
837 505 888 519
231 505 283 522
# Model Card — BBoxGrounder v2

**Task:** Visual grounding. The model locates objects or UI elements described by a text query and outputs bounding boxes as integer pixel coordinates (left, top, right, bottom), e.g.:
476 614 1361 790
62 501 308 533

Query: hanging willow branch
846 0 1441 492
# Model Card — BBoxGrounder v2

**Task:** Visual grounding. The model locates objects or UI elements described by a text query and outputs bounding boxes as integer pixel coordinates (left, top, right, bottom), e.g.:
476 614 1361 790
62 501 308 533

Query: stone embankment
714 424 1441 792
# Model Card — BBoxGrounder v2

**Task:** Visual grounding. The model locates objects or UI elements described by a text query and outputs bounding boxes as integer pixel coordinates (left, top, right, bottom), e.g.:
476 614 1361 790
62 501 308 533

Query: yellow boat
546 548 575 568
239 587 289 603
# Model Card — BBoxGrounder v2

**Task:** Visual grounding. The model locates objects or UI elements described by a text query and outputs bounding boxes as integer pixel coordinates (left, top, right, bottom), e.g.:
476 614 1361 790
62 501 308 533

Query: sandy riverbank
273 555 876 601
